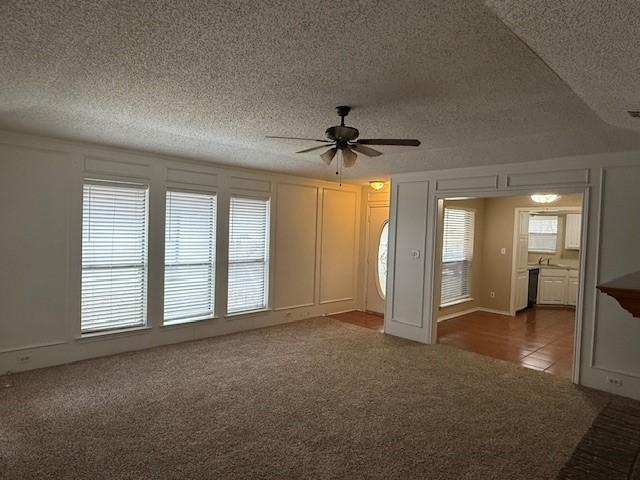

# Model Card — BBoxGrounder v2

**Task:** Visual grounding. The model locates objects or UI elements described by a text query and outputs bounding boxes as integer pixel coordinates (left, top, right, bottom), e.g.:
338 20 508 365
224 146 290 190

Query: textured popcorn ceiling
1 1 639 181
487 0 640 133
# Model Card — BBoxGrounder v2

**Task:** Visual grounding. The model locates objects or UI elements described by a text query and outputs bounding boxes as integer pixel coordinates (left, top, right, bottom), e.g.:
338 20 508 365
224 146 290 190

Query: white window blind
81 181 148 332
441 208 474 306
164 190 217 324
528 215 558 253
227 196 270 314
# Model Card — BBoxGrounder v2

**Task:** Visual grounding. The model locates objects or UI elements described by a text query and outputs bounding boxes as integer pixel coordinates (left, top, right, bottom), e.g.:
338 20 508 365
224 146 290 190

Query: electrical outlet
18 355 31 364
607 376 623 387
490 291 496 298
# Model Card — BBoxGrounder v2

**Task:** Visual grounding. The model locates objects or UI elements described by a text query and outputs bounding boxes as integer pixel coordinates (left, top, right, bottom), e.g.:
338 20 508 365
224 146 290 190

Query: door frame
429 186 591 384
364 202 389 317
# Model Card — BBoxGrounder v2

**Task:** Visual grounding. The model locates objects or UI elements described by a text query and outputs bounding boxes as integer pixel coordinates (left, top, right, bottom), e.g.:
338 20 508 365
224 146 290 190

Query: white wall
386 152 640 401
0 131 363 373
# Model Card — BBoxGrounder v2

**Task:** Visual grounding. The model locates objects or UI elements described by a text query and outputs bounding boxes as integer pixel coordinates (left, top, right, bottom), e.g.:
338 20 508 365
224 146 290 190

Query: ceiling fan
266 106 421 168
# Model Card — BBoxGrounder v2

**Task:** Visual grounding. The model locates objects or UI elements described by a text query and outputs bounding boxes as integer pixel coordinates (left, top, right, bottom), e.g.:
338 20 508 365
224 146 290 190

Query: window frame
528 214 559 254
440 206 475 308
80 178 150 334
163 187 218 326
226 193 271 316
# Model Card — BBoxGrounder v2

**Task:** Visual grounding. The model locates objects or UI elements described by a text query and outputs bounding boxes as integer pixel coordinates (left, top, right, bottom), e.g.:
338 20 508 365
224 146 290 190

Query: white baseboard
437 307 479 322
322 308 360 316
476 307 513 317
437 306 514 322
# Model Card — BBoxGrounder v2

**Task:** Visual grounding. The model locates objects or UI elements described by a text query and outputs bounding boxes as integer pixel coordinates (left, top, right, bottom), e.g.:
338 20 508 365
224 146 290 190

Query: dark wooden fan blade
342 148 357 168
350 144 382 157
266 135 329 142
296 144 335 154
320 148 337 165
356 139 421 146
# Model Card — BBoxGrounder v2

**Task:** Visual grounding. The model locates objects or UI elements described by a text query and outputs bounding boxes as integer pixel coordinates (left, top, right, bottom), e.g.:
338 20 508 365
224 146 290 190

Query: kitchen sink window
528 215 558 253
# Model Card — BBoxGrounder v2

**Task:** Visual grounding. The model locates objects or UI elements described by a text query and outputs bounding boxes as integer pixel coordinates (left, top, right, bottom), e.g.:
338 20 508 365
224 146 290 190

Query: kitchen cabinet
565 213 581 250
567 277 578 306
537 268 579 306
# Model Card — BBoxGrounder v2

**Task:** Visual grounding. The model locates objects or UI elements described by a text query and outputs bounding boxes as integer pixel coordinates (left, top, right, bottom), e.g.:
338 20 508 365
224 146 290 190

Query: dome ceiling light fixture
531 193 561 204
369 180 385 191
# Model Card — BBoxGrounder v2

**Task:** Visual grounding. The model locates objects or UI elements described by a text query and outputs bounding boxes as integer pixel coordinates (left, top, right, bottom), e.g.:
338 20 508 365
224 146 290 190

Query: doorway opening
434 192 585 380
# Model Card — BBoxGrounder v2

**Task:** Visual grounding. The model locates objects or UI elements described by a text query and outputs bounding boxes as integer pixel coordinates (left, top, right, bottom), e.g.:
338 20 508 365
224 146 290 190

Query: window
81 181 148 332
227 196 270 314
377 222 389 298
164 191 216 324
528 215 558 253
441 208 474 306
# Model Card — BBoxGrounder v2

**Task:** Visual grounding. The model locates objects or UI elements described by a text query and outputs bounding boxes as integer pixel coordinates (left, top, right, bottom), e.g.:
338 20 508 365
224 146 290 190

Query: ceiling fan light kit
267 106 422 169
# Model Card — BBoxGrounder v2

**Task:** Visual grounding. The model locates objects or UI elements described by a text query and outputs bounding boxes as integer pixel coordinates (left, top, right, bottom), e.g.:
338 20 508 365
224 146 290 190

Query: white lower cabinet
537 268 578 306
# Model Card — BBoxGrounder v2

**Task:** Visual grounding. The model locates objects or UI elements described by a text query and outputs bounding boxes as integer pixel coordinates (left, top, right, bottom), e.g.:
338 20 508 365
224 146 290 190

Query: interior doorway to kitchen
434 192 584 380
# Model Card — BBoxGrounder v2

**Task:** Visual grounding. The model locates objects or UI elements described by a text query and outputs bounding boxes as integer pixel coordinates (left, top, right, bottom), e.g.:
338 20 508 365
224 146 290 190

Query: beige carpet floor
0 318 613 479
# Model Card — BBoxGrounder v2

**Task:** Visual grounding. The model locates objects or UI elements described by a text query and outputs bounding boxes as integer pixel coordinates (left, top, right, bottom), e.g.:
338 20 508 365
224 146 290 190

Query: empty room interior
2 1 640 479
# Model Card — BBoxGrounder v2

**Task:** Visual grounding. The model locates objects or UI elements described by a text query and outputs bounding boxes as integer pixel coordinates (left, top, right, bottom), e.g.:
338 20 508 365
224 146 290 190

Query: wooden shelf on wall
597 271 640 318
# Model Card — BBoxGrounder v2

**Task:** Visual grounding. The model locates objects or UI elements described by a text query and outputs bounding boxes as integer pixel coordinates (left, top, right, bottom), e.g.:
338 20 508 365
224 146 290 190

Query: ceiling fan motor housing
325 125 359 143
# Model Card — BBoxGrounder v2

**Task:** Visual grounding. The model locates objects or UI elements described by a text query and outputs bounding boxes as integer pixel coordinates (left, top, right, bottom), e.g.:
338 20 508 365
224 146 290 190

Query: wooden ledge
597 270 640 318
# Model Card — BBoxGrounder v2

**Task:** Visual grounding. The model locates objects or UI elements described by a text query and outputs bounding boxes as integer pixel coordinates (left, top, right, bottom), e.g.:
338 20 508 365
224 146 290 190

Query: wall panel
273 184 318 309
593 166 640 376
0 146 72 350
389 181 428 328
320 189 357 304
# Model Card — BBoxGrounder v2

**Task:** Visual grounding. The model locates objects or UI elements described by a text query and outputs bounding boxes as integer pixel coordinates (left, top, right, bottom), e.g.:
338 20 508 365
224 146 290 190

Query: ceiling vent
628 110 640 118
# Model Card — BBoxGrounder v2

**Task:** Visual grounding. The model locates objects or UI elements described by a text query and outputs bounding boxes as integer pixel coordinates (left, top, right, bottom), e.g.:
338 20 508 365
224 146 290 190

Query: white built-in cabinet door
565 213 582 250
539 277 567 304
567 270 579 306
515 270 528 311
537 268 579 306
567 278 578 306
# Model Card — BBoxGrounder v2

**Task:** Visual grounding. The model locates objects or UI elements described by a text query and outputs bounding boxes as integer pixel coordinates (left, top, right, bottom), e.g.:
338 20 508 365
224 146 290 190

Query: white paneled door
366 205 389 315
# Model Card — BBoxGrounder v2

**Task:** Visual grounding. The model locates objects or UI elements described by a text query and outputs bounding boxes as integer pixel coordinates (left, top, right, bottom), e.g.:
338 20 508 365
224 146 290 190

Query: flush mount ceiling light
369 180 385 191
531 193 560 204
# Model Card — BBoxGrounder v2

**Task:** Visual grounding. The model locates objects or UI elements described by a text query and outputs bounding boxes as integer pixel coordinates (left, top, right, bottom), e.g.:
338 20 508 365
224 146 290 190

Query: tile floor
437 307 575 379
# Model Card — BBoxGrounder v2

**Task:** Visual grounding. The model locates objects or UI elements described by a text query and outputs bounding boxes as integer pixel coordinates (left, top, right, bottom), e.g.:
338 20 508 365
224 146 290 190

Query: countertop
527 264 579 271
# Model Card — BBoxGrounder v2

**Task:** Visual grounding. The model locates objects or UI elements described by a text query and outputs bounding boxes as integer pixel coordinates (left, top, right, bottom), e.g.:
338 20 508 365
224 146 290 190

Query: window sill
77 325 151 342
225 308 271 319
528 250 558 254
440 297 474 309
162 316 219 328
